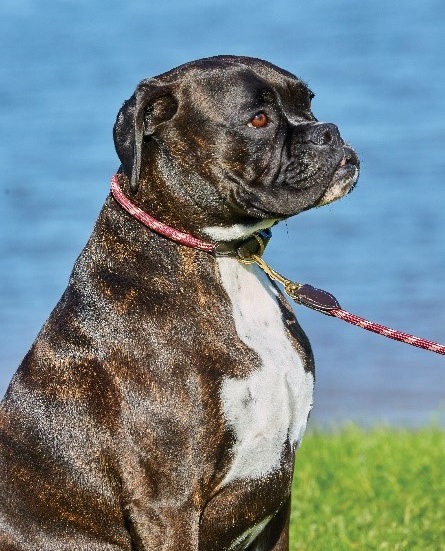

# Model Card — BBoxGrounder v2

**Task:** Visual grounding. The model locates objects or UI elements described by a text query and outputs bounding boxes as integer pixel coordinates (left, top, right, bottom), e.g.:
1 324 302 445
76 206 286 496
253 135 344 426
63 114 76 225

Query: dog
0 55 359 550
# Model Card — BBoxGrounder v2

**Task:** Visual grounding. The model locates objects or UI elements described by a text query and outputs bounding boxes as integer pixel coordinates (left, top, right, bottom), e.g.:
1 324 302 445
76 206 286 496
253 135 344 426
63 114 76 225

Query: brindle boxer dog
0 56 359 550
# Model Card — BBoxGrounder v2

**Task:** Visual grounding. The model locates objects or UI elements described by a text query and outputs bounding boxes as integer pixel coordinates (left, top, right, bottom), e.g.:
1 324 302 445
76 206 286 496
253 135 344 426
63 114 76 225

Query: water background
1 0 444 426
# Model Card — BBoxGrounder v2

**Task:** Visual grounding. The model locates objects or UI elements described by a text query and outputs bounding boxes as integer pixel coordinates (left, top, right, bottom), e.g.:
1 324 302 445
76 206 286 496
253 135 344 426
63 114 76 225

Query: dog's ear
113 79 178 193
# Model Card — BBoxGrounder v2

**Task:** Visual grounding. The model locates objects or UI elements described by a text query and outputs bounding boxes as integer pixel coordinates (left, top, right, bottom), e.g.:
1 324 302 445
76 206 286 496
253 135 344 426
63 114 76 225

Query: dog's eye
248 112 269 128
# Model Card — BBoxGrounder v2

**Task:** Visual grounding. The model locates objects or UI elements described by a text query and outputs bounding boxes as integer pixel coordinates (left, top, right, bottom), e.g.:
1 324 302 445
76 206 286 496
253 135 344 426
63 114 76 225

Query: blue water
1 0 444 426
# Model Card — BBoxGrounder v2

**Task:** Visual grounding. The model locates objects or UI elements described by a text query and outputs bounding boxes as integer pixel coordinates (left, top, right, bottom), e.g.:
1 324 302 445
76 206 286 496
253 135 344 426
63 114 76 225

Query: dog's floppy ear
113 79 178 193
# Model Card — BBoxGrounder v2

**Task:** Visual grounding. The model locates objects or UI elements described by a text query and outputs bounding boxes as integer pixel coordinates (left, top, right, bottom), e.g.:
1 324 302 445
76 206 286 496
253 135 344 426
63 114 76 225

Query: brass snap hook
237 232 267 264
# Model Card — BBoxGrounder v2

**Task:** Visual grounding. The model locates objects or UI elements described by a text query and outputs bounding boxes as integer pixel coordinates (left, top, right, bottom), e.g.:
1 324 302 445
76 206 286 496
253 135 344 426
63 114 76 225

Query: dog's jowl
0 56 359 550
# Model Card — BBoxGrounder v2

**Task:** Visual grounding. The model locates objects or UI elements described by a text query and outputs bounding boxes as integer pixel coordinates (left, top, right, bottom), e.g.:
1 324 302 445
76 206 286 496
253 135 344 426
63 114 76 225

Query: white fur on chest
217 258 314 487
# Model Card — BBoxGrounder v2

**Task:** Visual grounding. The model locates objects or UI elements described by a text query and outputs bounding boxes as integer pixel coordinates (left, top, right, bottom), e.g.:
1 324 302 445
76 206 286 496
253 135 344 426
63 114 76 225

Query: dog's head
113 56 359 236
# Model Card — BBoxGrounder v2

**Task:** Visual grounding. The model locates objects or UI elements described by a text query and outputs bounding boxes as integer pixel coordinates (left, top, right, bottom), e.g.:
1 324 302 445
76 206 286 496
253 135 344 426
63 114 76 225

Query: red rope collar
111 174 445 356
111 174 271 258
111 174 215 253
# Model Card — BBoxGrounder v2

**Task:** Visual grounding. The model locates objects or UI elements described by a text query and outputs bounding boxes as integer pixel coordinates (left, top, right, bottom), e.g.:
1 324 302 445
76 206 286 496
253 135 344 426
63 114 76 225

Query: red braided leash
330 308 445 355
111 174 445 356
291 283 445 355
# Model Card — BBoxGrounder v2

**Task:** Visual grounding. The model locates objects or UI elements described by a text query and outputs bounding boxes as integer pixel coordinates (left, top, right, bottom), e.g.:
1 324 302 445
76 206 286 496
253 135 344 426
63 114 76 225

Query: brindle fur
0 55 358 550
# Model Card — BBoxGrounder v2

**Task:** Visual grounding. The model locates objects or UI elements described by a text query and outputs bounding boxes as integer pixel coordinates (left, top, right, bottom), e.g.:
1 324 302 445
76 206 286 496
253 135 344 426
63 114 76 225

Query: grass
289 425 445 550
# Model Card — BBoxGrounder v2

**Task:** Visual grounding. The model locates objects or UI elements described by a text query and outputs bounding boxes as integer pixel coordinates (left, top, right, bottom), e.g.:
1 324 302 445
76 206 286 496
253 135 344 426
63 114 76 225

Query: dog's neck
111 173 274 259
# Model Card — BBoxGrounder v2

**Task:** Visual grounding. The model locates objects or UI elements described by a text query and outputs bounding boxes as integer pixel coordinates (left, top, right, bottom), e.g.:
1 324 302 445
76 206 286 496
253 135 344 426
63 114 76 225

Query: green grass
290 425 445 550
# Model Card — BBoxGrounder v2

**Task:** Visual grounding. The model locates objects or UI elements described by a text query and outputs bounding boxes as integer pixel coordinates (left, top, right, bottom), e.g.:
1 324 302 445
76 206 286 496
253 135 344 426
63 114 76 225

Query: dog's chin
316 162 359 207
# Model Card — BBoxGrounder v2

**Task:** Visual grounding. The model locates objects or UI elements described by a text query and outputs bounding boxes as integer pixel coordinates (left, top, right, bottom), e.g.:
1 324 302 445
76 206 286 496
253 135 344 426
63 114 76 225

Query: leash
111 174 445 356
248 254 445 355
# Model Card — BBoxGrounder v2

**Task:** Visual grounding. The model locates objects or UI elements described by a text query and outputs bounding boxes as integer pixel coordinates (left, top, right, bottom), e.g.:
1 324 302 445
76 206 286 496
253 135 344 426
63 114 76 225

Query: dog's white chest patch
217 258 314 486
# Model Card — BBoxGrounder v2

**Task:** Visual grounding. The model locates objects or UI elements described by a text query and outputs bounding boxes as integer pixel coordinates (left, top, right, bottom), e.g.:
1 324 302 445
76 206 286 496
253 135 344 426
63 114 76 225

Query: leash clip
236 229 272 263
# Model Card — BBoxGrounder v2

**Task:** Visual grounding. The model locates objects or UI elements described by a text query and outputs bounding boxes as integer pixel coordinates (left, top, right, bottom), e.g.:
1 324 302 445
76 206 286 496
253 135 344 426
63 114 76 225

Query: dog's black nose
309 123 342 147
294 122 342 147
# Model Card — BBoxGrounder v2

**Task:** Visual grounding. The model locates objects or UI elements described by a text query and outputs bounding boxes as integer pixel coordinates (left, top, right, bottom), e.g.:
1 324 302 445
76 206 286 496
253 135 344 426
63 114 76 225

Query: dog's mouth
238 144 360 218
316 146 359 206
